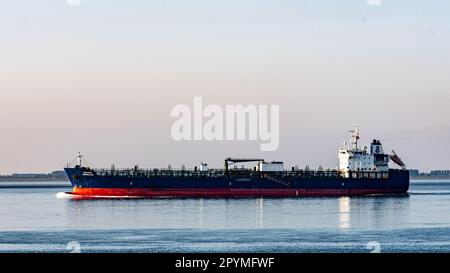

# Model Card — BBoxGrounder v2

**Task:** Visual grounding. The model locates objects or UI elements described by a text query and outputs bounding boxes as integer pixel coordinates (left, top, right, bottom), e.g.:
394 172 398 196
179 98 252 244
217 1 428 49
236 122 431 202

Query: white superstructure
339 127 389 176
199 162 208 172
257 161 284 172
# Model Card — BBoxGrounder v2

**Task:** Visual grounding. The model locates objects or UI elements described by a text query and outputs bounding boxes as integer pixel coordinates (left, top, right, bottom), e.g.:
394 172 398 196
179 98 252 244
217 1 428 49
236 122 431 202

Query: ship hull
64 168 409 198
69 187 407 198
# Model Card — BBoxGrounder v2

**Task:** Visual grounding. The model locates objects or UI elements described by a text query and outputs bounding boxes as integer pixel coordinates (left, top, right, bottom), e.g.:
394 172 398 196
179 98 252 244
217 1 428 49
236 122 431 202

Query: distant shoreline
0 177 69 182
410 176 450 181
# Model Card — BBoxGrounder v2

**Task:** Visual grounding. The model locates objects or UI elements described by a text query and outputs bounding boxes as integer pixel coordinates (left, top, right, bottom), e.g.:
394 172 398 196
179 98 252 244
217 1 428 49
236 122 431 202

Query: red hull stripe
71 187 406 198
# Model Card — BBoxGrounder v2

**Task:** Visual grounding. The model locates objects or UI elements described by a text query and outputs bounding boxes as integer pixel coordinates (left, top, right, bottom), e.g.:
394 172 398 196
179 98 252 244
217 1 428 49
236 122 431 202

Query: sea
0 180 449 253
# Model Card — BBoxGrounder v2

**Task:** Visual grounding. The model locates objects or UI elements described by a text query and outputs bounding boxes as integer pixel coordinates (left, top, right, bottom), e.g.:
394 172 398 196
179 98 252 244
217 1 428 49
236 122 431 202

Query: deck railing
83 167 391 180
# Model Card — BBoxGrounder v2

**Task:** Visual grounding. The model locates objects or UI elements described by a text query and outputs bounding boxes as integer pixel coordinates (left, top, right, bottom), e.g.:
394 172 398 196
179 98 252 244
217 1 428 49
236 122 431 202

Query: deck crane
224 158 264 172
389 150 407 170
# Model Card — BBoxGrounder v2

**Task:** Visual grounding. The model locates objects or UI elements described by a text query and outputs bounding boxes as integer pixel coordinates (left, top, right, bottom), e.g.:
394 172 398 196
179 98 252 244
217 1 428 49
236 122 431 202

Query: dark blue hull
64 168 410 198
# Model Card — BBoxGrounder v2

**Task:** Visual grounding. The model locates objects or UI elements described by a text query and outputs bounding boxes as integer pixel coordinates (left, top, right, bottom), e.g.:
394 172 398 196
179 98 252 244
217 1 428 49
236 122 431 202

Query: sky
1 0 450 173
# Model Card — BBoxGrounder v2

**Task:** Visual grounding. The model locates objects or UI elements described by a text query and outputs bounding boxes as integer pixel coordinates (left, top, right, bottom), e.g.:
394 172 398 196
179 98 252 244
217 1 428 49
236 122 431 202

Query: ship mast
77 152 83 167
349 126 360 150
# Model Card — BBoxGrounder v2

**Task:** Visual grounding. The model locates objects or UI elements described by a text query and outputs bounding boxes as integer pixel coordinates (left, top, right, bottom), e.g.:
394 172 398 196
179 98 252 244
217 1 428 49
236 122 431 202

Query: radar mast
349 126 360 150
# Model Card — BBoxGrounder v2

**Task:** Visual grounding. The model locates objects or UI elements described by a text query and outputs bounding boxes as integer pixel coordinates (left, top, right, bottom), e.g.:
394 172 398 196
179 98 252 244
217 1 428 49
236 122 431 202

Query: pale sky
1 0 450 173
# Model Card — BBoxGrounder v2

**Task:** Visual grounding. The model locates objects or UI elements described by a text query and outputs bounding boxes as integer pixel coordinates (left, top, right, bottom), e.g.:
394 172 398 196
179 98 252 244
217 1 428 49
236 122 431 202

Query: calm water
0 180 449 252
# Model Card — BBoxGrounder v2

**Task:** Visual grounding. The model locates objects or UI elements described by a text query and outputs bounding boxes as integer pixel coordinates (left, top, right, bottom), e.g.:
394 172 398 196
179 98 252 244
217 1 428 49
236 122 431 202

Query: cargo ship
64 127 409 198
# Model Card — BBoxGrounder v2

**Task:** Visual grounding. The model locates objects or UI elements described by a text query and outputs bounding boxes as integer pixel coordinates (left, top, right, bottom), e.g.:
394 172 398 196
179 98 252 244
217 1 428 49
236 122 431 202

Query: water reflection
256 198 264 228
199 198 204 228
339 197 350 229
1 182 448 235
59 190 420 231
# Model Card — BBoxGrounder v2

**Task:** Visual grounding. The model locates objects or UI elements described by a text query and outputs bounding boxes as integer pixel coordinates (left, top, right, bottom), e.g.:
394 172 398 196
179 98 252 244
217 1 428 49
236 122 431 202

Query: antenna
349 125 360 150
77 152 83 167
